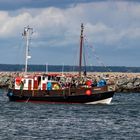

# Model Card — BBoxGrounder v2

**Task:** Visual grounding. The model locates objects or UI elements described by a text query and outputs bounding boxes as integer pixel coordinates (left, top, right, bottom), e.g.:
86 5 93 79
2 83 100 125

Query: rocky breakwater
104 72 140 93
0 72 140 93
116 77 140 93
0 72 18 88
82 72 140 93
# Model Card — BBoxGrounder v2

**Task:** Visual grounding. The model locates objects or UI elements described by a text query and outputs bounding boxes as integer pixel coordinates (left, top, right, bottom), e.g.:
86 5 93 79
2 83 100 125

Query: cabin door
33 77 38 90
28 80 32 90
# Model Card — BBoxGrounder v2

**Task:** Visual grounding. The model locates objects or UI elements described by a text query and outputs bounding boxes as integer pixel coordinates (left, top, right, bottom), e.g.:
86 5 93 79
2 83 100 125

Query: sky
0 0 140 66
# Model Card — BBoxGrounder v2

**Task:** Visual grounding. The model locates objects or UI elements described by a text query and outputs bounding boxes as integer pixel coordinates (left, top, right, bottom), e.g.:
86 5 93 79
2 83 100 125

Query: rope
84 35 112 72
26 97 30 103
73 41 79 72
83 40 87 75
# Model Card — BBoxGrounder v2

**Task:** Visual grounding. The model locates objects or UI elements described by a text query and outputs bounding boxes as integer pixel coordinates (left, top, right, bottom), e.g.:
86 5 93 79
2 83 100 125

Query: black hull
7 91 114 104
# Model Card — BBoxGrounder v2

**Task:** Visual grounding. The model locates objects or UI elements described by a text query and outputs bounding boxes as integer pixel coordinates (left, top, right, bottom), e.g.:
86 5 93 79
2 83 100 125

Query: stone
116 78 129 86
126 82 134 89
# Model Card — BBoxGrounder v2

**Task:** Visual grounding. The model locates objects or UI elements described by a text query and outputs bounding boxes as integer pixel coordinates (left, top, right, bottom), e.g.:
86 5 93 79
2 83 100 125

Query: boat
7 24 115 104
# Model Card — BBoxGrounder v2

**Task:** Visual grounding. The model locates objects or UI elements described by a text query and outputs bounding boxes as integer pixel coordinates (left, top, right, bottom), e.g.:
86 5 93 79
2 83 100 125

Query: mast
79 23 84 77
22 26 33 74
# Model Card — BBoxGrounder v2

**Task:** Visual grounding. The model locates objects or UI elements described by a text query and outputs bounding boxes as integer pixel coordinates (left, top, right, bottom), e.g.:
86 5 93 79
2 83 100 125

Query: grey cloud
0 0 97 11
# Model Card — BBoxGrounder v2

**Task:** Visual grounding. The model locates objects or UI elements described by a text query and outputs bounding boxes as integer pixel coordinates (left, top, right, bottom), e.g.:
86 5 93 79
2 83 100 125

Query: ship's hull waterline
8 90 114 104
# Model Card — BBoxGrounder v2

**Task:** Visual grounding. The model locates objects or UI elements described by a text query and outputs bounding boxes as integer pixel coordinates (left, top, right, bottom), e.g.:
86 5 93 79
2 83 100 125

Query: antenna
62 63 64 76
46 63 48 74
22 26 33 74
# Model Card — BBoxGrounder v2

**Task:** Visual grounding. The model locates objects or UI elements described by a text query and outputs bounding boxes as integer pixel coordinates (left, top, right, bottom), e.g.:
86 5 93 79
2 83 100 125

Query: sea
0 89 140 140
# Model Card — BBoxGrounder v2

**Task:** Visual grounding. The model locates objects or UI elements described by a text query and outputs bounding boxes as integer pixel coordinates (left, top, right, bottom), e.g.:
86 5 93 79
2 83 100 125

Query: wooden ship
7 24 115 104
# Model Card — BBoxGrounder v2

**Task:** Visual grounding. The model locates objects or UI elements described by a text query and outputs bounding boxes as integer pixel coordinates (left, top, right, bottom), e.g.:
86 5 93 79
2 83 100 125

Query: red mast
79 23 84 77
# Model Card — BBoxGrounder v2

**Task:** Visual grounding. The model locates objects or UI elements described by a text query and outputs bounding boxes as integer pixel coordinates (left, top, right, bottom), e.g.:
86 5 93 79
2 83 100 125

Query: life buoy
15 77 22 86
85 90 91 96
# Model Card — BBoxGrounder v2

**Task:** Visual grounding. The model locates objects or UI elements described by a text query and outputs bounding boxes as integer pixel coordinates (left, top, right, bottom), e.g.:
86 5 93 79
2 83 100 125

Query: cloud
0 1 140 65
0 12 32 38
0 1 140 46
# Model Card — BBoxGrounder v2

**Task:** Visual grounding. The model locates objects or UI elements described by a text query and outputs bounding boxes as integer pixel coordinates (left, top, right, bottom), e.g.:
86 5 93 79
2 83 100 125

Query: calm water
0 89 140 140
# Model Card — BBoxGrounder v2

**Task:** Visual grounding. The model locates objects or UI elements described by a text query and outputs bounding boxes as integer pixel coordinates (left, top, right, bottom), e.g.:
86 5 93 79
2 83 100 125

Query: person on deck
47 81 52 90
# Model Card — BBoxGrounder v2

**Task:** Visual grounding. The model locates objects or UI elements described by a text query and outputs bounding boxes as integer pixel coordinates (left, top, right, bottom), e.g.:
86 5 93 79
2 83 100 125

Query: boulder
126 82 134 89
133 79 140 87
116 78 129 86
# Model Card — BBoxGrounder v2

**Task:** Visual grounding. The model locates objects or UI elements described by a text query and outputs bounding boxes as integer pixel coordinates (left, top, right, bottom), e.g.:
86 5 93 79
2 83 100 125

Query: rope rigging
83 35 112 72
83 38 87 76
